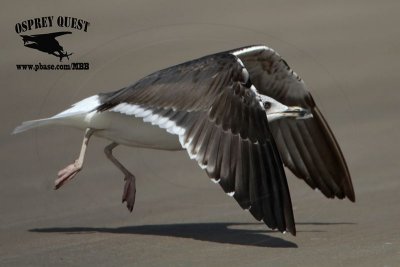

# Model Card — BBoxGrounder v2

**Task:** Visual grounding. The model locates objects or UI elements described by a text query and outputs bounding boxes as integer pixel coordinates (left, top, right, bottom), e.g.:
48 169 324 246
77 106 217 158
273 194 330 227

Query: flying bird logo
20 31 73 61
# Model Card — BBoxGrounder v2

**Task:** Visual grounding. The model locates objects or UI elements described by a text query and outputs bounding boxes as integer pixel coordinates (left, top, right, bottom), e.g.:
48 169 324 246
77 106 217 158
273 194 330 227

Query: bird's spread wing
232 45 355 201
30 31 72 38
97 52 296 234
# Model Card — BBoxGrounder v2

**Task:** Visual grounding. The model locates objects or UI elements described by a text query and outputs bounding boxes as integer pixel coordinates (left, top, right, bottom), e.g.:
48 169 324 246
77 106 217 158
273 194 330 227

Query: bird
20 31 73 61
13 45 355 235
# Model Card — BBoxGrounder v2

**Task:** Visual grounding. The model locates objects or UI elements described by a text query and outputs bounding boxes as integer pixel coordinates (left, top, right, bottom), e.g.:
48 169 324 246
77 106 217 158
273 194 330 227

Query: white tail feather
13 95 100 134
13 118 56 134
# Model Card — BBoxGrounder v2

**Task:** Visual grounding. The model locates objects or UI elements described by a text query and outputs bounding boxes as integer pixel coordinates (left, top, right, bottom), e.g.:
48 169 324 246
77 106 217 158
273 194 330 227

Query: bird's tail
13 118 58 134
13 95 101 134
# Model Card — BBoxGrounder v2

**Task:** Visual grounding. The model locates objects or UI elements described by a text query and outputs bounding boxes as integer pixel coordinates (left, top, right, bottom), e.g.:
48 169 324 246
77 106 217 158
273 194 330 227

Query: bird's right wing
98 52 296 234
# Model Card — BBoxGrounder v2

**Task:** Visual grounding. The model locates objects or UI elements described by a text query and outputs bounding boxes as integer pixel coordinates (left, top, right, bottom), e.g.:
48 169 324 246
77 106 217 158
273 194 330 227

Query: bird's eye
263 101 271 109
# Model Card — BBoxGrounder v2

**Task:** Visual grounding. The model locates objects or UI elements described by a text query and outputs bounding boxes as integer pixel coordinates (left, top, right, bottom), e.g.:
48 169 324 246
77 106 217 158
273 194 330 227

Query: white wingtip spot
210 178 220 184
188 152 197 160
244 205 252 211
198 163 207 170
227 191 235 197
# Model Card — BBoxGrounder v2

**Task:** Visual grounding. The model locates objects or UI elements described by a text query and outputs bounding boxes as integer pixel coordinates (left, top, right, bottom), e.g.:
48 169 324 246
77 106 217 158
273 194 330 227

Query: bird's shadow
28 221 353 248
30 222 300 248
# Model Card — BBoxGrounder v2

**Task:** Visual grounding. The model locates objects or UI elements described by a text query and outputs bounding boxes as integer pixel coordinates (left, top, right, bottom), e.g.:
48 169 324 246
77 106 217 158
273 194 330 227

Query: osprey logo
15 16 91 71
20 31 73 62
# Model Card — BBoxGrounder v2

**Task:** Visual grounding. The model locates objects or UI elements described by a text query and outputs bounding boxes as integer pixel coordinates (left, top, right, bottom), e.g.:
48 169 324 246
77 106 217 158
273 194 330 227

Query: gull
13 45 355 235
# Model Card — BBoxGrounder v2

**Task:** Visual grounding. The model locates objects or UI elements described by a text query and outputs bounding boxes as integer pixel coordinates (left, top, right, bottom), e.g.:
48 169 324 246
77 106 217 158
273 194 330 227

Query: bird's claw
122 175 136 212
54 161 81 190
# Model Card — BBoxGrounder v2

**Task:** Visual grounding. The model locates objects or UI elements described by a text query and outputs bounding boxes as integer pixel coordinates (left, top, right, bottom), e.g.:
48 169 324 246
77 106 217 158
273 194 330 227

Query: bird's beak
283 106 313 120
267 106 313 122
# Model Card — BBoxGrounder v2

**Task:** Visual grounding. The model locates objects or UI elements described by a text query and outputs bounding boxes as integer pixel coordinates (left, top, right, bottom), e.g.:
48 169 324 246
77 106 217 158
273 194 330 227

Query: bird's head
260 95 312 122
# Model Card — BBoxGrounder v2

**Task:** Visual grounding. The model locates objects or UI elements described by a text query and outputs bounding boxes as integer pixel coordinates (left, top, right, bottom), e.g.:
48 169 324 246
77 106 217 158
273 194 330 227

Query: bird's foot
54 160 81 189
122 174 136 212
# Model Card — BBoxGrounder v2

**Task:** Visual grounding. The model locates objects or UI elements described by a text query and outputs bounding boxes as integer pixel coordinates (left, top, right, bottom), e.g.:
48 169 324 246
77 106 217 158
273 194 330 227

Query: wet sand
1 1 399 266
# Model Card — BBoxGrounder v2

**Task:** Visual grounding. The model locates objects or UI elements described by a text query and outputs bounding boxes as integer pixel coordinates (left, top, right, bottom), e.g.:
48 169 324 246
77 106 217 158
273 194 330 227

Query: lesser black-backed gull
14 45 355 235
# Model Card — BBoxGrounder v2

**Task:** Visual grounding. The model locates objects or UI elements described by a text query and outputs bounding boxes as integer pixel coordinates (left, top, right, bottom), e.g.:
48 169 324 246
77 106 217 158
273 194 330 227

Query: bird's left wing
97 52 296 234
232 45 355 202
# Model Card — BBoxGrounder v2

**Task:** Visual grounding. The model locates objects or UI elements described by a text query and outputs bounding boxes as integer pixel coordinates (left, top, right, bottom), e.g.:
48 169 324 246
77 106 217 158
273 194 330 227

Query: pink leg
104 142 136 211
54 128 94 190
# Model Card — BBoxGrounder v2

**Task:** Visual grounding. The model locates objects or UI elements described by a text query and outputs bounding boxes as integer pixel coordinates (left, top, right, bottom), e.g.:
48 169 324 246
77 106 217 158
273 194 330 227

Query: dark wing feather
98 52 296 234
233 45 355 201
